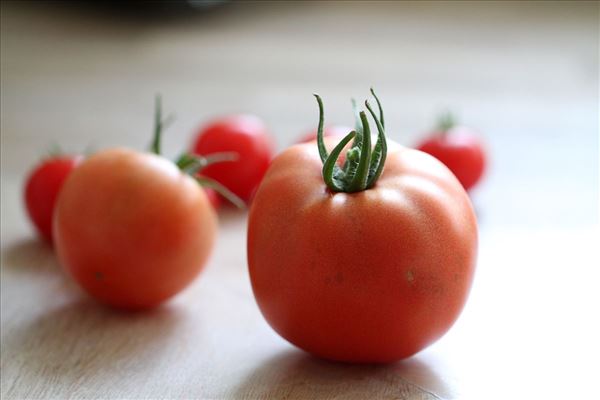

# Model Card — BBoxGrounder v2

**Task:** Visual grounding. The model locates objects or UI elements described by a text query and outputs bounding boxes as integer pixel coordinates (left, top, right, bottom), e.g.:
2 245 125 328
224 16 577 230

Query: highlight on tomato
416 113 486 191
54 96 243 310
248 89 478 363
191 114 274 205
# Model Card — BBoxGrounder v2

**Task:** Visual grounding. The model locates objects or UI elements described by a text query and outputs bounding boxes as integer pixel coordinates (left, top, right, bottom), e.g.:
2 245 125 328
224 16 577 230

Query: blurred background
2 0 597 230
1 1 598 399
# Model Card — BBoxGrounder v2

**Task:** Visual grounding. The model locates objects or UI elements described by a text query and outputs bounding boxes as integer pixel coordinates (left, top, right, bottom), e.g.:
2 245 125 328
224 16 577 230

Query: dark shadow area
2 0 234 24
233 349 447 399
0 0 309 33
1 238 61 275
1 298 186 398
217 206 247 226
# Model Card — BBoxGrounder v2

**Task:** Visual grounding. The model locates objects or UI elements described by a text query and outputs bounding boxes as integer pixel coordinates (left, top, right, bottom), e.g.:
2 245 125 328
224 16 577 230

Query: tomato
54 97 219 309
24 156 81 244
248 91 477 363
297 125 352 144
203 187 222 210
54 149 217 309
416 115 486 191
191 115 273 204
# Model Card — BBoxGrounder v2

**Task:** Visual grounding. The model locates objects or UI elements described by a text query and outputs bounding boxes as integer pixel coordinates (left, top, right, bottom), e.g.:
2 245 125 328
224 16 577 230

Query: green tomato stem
314 94 329 164
370 87 385 130
175 152 245 208
436 111 456 138
150 94 175 155
314 90 389 193
365 100 388 188
322 131 356 192
347 112 371 192
176 152 238 175
148 95 244 208
350 98 364 140
151 94 163 155
194 176 246 209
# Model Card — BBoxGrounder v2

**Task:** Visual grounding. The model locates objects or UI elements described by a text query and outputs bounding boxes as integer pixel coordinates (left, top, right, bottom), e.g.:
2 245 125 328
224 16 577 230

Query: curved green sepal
322 131 356 192
150 94 175 155
195 176 246 209
314 94 329 164
370 87 385 130
347 111 372 192
436 111 456 133
365 99 388 188
176 152 238 175
314 89 389 193
350 98 364 145
176 151 244 208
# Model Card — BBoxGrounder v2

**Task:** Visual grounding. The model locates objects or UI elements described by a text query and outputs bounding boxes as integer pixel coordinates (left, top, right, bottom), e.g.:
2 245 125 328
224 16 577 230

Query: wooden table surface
1 2 598 399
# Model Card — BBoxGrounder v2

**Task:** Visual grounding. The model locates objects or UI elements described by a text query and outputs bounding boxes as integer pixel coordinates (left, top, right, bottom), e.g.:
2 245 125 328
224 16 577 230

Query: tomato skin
192 115 273 204
248 140 477 363
54 148 217 310
203 187 222 210
24 156 81 244
297 125 352 144
417 128 486 191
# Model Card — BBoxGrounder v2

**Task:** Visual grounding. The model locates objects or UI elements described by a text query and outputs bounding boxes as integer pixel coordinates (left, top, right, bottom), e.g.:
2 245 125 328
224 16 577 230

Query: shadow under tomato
1 238 60 275
233 349 447 399
217 206 248 224
1 298 186 395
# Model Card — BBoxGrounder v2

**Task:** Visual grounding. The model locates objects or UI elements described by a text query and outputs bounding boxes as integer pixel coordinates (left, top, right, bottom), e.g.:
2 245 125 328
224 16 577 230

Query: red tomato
54 149 217 309
24 156 81 244
417 125 486 191
297 125 352 144
203 187 221 210
248 93 477 363
192 115 273 204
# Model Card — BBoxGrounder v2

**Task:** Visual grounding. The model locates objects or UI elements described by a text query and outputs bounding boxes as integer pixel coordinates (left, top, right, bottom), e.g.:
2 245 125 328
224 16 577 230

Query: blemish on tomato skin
324 272 345 285
95 271 104 280
406 269 415 284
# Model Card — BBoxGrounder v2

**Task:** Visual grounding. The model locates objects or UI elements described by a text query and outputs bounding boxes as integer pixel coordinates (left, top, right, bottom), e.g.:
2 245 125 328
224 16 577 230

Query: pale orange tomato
54 148 217 310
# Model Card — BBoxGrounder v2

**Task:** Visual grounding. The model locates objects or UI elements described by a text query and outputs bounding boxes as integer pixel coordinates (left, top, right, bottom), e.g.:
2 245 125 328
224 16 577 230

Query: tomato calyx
314 88 388 193
175 152 245 209
150 95 245 209
150 94 176 156
435 111 456 139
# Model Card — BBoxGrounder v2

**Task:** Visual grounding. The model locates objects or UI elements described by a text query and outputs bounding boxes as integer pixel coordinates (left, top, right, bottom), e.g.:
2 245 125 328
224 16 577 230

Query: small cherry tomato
24 155 81 244
248 91 477 363
192 115 274 204
297 125 352 144
416 114 486 191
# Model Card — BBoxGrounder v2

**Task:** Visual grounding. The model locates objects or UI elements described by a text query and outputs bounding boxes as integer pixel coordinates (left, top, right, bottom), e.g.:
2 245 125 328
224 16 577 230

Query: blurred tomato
203 187 222 209
24 155 81 244
192 115 273 204
54 148 217 310
417 116 486 191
